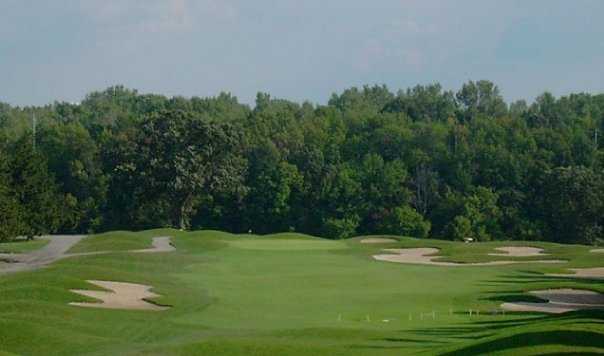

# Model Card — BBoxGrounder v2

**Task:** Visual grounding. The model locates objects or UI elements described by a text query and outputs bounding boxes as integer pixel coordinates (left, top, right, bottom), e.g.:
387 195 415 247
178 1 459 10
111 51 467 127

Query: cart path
0 235 86 274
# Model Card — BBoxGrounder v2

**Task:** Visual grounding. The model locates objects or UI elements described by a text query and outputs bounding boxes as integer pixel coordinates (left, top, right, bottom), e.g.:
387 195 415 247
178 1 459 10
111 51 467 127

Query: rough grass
0 238 49 254
0 230 602 355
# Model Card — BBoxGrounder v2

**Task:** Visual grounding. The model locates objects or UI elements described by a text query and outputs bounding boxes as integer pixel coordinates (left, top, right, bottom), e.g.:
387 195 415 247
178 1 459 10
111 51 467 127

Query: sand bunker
547 267 604 280
501 289 604 314
374 248 456 266
132 237 175 253
360 238 397 244
373 248 565 266
70 280 168 311
591 249 604 253
489 246 547 257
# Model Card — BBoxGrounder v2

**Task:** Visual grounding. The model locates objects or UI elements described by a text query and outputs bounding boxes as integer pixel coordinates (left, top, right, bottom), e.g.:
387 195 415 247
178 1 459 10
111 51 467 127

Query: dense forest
1 81 603 245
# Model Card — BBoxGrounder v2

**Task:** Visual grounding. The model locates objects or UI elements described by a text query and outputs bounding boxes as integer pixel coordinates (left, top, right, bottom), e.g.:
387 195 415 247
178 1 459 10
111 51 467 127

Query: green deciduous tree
244 140 303 233
322 214 360 240
536 166 604 244
9 140 63 239
447 187 501 241
119 110 246 230
456 80 507 121
0 152 24 241
2 82 603 245
38 122 107 232
378 206 431 238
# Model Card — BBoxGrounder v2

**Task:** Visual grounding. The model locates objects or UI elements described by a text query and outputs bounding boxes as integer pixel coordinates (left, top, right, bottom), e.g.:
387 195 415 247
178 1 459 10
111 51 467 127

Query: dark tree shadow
439 330 604 356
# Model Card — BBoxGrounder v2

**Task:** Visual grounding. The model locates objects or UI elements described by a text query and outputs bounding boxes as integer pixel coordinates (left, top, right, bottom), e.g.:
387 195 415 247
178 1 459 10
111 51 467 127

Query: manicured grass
66 229 174 253
0 238 49 254
225 238 347 251
0 230 602 355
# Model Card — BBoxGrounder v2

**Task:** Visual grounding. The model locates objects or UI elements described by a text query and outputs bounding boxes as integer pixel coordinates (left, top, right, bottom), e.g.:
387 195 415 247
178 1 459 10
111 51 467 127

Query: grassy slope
0 239 49 254
0 230 601 355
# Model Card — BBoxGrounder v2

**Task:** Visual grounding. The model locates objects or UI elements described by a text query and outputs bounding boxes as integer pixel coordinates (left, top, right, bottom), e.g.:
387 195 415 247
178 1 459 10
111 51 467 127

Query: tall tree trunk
175 193 194 230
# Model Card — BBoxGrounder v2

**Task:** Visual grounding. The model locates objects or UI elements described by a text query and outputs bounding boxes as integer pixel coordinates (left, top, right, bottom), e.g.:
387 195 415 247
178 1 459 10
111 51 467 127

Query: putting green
0 229 602 355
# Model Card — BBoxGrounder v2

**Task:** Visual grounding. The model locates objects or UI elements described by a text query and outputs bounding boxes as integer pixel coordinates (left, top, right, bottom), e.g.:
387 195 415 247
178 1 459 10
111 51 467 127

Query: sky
1 0 603 107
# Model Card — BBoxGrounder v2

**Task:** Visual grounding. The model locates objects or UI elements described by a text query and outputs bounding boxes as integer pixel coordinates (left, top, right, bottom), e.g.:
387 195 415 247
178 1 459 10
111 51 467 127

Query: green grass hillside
0 239 49 254
0 230 602 355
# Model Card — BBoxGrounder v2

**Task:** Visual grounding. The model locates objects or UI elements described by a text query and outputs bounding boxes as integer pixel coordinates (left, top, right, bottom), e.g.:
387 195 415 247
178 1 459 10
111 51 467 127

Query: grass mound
0 230 602 355
0 238 49 254
226 239 347 251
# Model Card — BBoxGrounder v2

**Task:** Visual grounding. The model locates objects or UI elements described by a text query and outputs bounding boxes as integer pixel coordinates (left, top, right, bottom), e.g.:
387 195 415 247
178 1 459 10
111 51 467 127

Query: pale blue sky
1 0 603 106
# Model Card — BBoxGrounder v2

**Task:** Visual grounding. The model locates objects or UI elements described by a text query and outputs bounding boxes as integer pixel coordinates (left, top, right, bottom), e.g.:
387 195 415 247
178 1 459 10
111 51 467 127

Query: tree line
1 81 603 244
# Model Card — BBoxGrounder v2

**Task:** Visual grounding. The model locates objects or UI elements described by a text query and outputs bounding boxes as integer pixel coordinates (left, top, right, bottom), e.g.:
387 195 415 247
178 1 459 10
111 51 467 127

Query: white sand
70 280 168 311
373 248 565 266
547 267 604 280
501 289 604 314
489 246 547 257
360 238 397 244
591 249 604 253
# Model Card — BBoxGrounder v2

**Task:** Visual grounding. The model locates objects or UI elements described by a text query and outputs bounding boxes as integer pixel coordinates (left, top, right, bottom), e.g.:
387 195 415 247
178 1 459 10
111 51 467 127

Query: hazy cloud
0 0 602 106
80 0 193 33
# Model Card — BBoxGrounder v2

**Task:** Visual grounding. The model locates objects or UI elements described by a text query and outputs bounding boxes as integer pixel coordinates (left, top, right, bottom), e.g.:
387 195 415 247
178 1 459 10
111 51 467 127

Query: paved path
0 235 86 274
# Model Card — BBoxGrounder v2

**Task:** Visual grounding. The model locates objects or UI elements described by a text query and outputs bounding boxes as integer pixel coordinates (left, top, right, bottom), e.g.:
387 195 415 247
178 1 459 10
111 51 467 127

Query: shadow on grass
348 344 408 350
412 307 604 354
421 270 604 355
476 271 604 308
538 353 604 356
354 271 604 354
380 337 445 344
480 293 545 304
478 270 604 287
348 337 459 350
439 330 604 356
